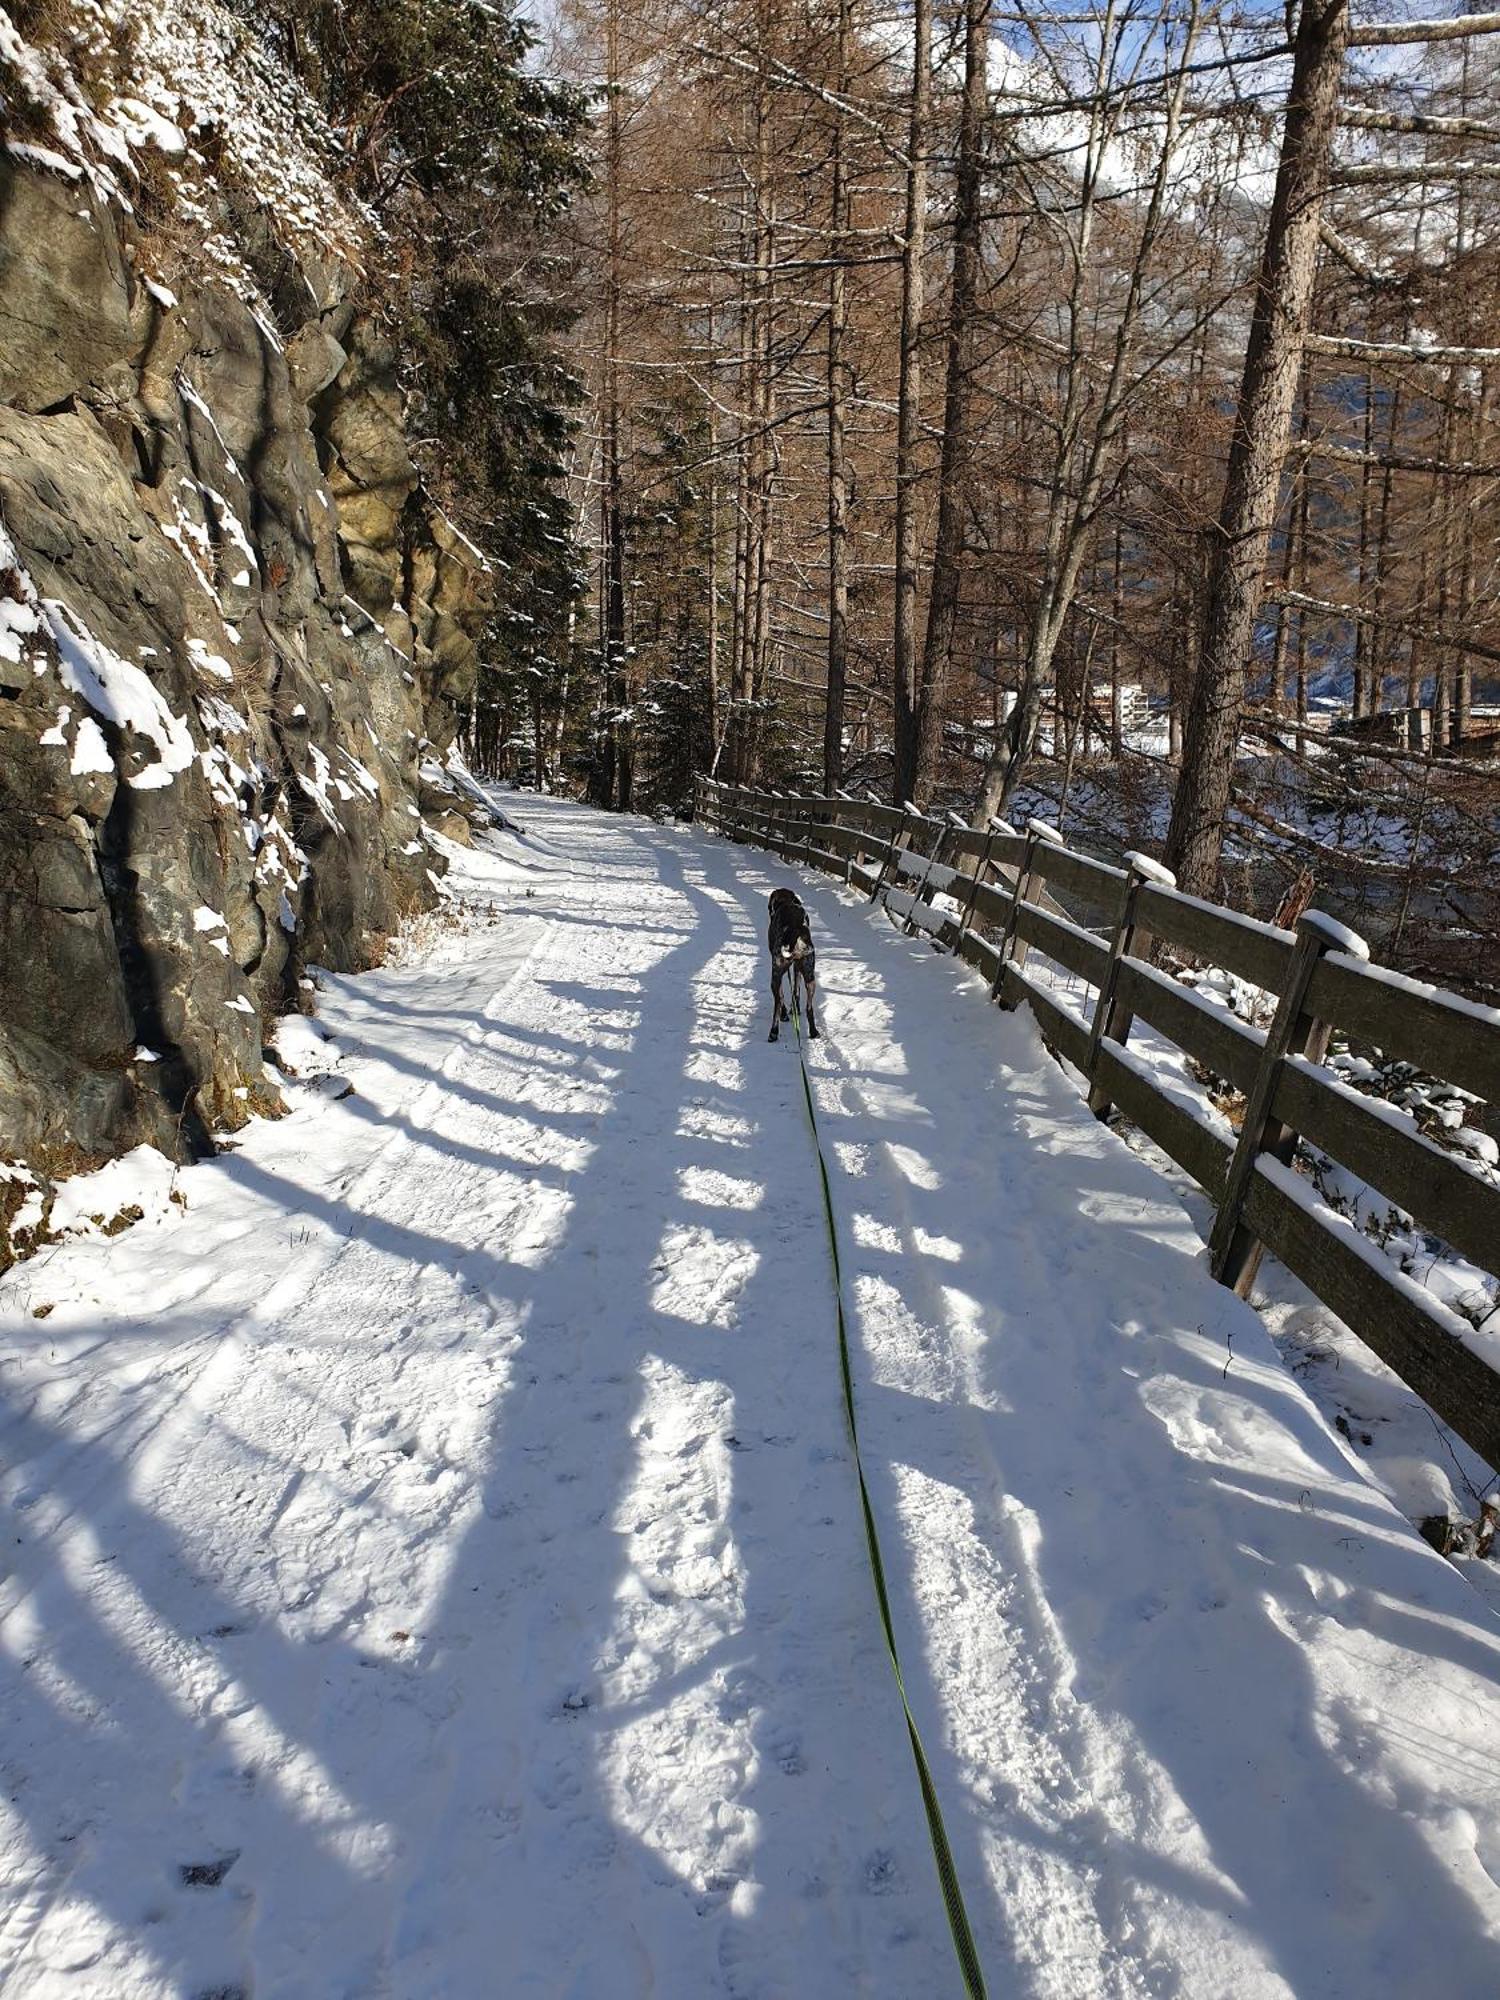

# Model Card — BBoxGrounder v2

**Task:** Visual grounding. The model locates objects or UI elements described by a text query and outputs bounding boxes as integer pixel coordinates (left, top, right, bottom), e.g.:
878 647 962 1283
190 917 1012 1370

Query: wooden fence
694 777 1500 1471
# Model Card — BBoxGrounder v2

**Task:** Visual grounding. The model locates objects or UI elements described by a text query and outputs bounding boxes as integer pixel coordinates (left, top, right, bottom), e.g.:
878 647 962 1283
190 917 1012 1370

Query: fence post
1086 851 1176 1117
1209 909 1369 1297
766 791 786 857
994 818 1064 1005
788 798 809 866
831 792 856 885
955 818 1014 952
902 817 951 936
854 792 885 894
870 805 916 906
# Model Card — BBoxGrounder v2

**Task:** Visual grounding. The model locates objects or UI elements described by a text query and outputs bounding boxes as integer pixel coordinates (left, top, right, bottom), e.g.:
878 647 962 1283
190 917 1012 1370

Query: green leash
789 995 990 2000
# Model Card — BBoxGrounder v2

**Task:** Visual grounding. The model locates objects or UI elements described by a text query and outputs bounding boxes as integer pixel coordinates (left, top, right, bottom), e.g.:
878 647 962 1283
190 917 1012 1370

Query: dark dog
767 887 819 1042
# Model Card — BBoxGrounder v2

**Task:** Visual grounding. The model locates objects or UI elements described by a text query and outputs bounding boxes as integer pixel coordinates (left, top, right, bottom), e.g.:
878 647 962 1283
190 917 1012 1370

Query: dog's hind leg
800 966 820 1039
768 966 785 1042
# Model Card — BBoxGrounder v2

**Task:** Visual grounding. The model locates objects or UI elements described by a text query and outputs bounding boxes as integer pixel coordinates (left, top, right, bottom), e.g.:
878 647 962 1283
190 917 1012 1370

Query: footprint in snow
179 1852 238 1889
864 1849 906 1896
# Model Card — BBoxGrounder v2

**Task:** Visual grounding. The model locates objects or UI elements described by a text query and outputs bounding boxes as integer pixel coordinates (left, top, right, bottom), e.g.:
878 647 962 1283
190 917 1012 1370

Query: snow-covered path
3 794 1500 1999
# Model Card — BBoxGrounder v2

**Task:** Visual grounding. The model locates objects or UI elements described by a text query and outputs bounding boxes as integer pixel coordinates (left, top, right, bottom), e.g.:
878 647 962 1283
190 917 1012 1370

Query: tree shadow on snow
0 822 963 1997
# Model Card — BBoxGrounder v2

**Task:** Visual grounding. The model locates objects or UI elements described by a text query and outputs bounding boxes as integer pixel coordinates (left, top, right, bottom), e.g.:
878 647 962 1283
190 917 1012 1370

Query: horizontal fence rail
695 778 1500 1471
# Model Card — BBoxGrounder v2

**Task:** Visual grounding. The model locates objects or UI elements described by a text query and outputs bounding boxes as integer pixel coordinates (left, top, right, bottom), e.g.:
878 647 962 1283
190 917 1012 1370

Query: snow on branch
1333 159 1500 183
1304 332 1500 367
1349 11 1500 46
1318 219 1397 285
1267 587 1500 668
1296 437 1500 477
1339 106 1500 143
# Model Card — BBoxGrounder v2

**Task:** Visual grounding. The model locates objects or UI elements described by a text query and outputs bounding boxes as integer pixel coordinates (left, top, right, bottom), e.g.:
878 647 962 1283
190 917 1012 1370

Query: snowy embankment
2 794 1499 1998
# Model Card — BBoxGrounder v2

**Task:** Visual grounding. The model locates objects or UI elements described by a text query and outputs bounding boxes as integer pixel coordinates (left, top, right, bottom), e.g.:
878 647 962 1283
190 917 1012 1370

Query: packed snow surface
2 794 1499 1998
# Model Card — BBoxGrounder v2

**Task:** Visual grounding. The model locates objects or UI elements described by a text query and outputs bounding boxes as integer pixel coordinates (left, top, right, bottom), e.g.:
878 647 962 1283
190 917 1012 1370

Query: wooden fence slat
1113 960 1266 1093
1034 845 1129 918
801 843 844 876
868 808 913 905
886 888 950 941
1244 1164 1500 1470
1136 883 1296 995
1012 901 1111 987
941 824 1030 872
954 822 1008 949
1272 1059 1500 1280
997 820 1065 995
1000 966 1093 1071
1306 954 1500 1106
1091 1041 1234 1198
901 820 950 936
963 874 1017 933
953 926 1003 981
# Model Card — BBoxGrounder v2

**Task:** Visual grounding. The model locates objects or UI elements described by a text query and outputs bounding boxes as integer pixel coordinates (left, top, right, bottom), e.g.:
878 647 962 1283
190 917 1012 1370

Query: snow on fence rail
694 777 1500 1469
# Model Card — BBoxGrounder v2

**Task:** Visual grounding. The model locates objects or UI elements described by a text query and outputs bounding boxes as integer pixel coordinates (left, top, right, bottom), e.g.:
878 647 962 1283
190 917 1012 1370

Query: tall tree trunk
1453 382 1477 742
915 0 988 806
1352 366 1375 716
1369 378 1402 714
552 600 573 779
601 0 630 811
1292 370 1313 747
744 32 776 786
1109 519 1124 755
705 307 722 769
891 0 931 804
1163 0 1350 896
823 0 853 794
726 179 754 784
1434 378 1459 749
1269 487 1296 721
1406 551 1427 711
1450 47 1478 746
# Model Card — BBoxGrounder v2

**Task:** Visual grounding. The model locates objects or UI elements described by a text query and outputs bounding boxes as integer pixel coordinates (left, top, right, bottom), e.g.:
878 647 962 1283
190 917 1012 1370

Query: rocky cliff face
0 3 490 1212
